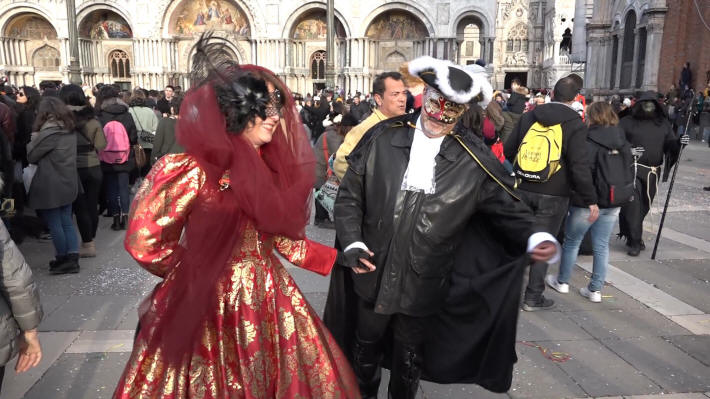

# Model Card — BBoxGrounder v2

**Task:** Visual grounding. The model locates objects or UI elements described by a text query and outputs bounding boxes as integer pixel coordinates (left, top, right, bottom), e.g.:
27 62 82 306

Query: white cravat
400 117 445 194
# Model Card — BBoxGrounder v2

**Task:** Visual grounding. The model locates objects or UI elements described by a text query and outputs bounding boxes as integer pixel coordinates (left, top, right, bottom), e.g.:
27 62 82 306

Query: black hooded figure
618 91 681 256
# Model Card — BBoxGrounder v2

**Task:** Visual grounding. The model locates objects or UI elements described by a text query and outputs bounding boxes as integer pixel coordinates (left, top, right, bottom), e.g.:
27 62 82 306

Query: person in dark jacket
501 83 528 143
546 102 631 303
0 101 15 145
304 95 330 143
617 91 687 256
60 84 107 258
349 95 372 122
27 97 81 274
0 217 43 393
156 85 175 116
504 76 599 311
152 95 184 162
14 87 40 167
95 85 138 230
327 57 559 399
312 106 356 228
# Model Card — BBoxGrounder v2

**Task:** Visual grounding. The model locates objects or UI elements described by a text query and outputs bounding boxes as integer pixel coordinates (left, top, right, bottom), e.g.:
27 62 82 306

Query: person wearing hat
324 56 559 398
617 91 688 256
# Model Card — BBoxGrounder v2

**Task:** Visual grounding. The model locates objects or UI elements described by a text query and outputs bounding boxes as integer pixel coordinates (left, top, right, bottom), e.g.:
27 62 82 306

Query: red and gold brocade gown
114 154 360 399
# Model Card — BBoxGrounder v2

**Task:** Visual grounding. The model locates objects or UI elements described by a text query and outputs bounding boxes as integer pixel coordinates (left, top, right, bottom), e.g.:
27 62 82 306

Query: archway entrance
456 16 484 65
504 72 527 89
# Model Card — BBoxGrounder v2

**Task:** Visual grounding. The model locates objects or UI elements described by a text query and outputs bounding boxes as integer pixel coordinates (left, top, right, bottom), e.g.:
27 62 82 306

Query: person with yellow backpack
504 76 599 311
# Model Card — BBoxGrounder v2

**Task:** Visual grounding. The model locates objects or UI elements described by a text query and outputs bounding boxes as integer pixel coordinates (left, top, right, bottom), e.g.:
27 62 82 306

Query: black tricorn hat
408 56 489 105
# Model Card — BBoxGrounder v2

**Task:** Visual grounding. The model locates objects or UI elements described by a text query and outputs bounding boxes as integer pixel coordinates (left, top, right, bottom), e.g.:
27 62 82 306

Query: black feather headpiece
189 32 273 133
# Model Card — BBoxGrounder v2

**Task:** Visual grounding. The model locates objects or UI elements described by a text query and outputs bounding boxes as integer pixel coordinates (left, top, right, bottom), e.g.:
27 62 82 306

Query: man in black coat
618 91 687 256
325 56 559 399
504 76 599 311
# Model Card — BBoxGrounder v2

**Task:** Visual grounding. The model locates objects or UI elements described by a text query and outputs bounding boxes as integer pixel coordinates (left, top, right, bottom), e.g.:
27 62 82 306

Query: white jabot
400 117 446 194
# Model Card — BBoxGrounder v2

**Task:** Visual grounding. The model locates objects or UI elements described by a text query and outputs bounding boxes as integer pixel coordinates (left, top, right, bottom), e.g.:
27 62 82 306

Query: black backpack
588 136 634 208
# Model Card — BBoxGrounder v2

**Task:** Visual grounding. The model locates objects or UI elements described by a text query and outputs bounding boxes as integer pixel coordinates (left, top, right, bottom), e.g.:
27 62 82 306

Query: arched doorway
3 13 60 85
620 11 636 89
456 17 484 65
365 10 428 70
635 27 647 89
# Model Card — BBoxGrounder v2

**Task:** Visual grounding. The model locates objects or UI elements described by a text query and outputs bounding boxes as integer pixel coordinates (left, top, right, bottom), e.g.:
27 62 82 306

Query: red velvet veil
135 65 315 365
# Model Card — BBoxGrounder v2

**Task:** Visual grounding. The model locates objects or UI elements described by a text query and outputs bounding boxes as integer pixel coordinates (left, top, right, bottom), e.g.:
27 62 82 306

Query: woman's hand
15 329 42 373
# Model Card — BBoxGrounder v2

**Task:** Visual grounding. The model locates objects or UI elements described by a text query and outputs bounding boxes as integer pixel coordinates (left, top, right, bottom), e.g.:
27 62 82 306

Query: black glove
336 248 372 269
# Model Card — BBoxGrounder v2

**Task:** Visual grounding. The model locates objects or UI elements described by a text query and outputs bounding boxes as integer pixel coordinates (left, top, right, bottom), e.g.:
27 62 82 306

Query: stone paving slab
669 314 710 335
39 294 71 319
603 259 710 314
507 342 586 398
286 266 333 293
578 261 703 317
65 330 135 354
516 310 593 341
565 307 691 340
552 339 661 397
39 295 140 331
602 336 710 393
420 380 509 398
2 332 80 399
664 335 710 367
21 353 129 399
544 265 648 312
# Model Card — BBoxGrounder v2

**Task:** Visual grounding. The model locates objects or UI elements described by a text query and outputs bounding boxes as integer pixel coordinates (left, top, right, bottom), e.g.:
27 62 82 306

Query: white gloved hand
680 134 690 146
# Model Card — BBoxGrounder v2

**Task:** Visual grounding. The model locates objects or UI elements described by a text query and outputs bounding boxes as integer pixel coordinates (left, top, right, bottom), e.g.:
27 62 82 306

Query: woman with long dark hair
26 97 81 274
59 84 106 258
113 35 364 398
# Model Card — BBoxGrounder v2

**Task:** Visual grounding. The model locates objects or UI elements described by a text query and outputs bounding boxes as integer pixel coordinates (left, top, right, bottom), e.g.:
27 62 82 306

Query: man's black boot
111 215 121 231
352 334 382 399
387 342 421 399
119 214 128 230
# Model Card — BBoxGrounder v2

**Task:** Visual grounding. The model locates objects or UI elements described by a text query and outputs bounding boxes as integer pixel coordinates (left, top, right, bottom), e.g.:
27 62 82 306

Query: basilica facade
0 0 593 93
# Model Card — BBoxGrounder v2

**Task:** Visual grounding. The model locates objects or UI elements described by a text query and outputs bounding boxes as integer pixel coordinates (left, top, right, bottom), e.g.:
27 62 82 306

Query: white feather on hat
408 56 491 105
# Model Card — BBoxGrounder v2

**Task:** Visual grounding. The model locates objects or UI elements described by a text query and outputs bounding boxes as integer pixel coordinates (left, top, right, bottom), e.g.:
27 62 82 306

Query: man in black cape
617 91 687 256
324 56 560 398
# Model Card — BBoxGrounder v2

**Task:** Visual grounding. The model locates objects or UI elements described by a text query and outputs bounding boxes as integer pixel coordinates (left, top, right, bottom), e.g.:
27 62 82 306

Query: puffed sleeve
273 236 337 276
124 153 206 277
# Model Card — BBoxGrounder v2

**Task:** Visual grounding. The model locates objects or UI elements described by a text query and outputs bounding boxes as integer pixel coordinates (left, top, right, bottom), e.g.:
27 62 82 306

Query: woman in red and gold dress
113 36 372 399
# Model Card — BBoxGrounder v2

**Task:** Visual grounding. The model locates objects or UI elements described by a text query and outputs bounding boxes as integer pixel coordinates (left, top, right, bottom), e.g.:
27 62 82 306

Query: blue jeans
558 206 620 292
38 204 79 257
105 172 130 216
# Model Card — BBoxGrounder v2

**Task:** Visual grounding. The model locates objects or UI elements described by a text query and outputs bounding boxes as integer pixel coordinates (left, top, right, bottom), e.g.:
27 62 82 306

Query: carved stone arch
185 33 246 65
383 51 406 71
32 45 61 70
282 2 351 39
77 1 134 35
0 5 61 38
161 0 256 38
451 8 493 37
359 2 434 38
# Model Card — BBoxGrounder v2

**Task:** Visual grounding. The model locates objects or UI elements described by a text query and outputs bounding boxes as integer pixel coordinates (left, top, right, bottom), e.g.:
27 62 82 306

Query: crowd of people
0 39 703 398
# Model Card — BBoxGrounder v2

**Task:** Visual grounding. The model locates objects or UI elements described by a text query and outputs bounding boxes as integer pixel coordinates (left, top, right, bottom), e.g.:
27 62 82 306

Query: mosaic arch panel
33 45 60 70
291 10 345 40
80 10 132 39
4 14 57 39
366 10 428 40
169 0 250 37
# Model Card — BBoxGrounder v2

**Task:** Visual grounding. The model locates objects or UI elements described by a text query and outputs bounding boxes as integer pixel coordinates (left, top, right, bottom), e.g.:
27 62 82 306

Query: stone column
642 20 664 91
614 34 624 89
630 28 641 89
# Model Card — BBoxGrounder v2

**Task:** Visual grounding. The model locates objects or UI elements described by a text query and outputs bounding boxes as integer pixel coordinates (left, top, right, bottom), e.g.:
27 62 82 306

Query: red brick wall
658 0 710 93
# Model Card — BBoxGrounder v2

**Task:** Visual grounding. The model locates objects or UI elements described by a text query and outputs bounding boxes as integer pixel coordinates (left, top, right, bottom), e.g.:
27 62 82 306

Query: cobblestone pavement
3 141 710 399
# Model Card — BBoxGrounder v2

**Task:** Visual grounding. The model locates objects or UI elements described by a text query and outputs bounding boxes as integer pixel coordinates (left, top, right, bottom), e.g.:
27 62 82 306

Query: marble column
614 34 624 89
642 21 664 91
630 28 641 89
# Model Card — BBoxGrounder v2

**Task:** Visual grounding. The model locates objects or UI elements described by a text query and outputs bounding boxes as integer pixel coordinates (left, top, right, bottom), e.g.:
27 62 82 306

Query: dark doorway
313 82 326 94
504 72 527 89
